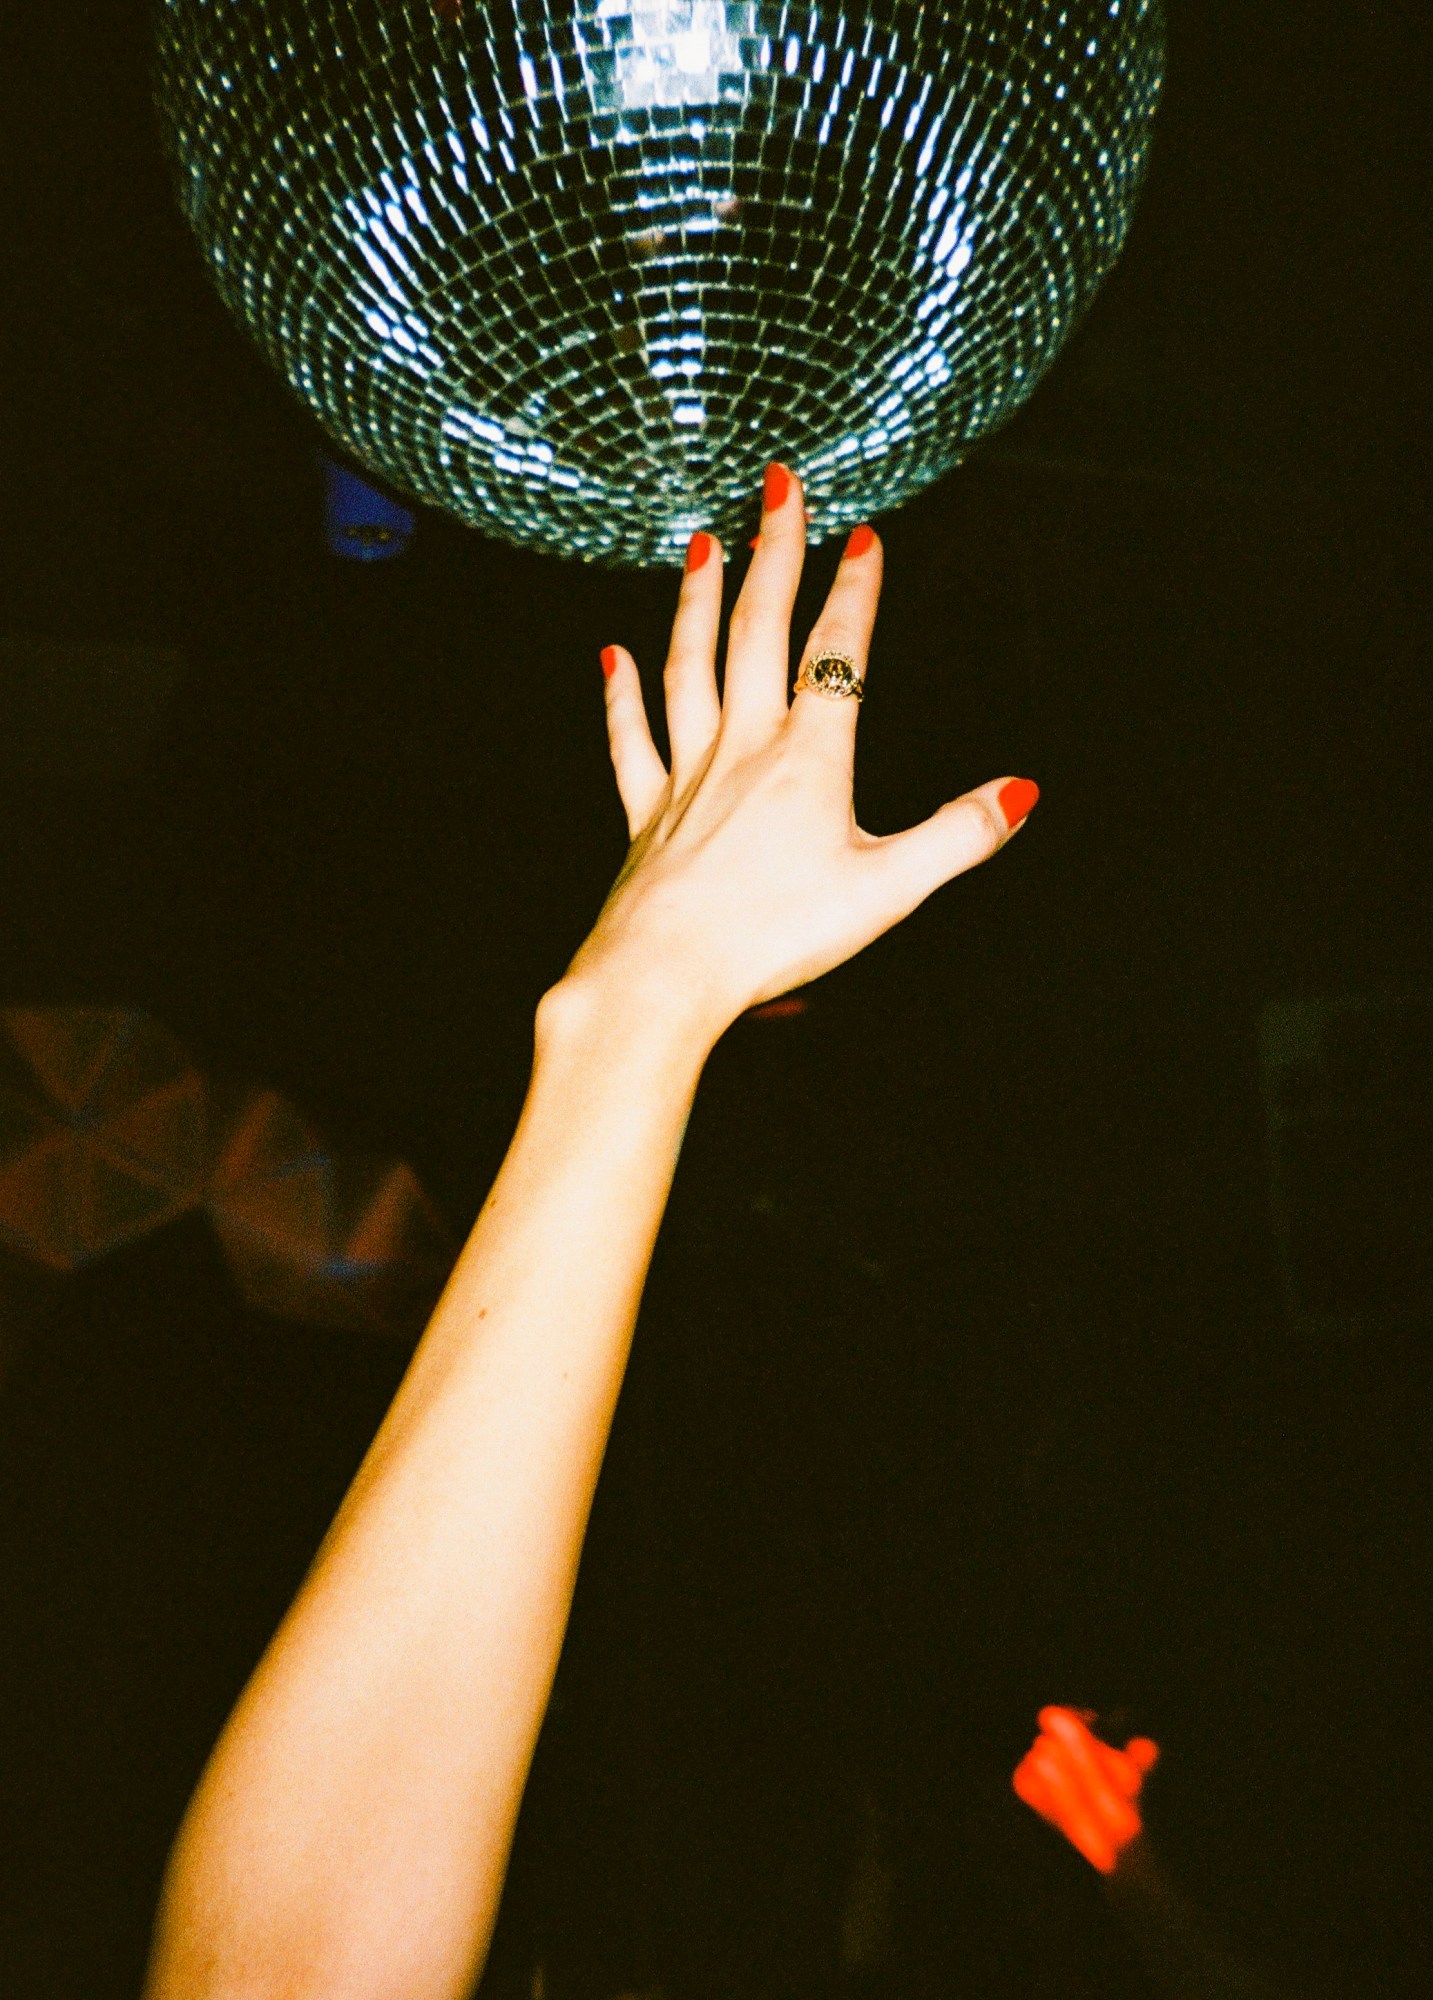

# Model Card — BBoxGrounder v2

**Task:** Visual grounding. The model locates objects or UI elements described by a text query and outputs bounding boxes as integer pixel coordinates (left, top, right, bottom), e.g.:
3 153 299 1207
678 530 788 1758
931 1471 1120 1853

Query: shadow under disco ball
154 1 1164 566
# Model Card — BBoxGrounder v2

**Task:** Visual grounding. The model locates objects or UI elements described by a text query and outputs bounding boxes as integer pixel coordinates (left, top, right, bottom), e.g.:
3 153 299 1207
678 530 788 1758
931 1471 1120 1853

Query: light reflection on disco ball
153 1 1164 566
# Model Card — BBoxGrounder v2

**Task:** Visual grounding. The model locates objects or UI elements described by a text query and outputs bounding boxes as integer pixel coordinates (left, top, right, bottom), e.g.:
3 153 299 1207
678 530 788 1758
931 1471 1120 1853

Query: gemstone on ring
797 651 864 701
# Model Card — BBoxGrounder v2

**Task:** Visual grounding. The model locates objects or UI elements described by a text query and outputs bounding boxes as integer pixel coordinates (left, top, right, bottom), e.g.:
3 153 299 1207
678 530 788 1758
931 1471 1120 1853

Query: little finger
602 644 669 838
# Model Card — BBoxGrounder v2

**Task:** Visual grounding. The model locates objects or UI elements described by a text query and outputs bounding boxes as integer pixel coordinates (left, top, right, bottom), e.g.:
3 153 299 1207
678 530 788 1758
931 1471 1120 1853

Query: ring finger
789 523 883 769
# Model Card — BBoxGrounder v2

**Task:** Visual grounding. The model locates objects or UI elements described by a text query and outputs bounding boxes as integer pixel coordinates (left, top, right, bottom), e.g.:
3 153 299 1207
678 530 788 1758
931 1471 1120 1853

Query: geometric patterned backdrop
0 1007 455 1336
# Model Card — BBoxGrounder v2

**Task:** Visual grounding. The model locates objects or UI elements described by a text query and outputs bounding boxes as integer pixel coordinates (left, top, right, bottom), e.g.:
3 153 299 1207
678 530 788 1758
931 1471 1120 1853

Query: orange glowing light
1012 1706 1160 1875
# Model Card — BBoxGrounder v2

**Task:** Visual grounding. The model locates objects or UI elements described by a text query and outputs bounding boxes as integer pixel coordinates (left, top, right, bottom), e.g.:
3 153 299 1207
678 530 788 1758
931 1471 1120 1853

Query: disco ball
154 1 1164 565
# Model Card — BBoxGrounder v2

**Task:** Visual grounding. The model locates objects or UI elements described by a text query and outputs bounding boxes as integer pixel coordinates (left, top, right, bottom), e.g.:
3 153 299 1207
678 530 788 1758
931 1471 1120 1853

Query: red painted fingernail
763 462 791 512
844 523 876 559
685 530 713 574
600 646 619 679
998 777 1040 828
748 536 760 549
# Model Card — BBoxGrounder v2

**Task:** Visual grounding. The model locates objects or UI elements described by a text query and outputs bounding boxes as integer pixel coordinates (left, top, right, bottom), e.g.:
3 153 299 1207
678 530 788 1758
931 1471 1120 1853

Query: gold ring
795 650 865 702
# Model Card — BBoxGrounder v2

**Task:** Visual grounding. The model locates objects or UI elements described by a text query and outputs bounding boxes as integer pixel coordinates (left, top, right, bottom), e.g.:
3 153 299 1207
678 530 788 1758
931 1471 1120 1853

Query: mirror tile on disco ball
154 1 1164 565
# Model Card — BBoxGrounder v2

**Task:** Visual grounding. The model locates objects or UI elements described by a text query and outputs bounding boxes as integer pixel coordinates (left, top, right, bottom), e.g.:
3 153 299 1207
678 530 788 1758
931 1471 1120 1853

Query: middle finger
719 462 806 748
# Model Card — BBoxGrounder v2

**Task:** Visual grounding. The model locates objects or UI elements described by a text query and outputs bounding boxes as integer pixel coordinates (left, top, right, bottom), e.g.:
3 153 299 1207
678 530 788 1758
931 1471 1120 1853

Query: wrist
537 960 722 1077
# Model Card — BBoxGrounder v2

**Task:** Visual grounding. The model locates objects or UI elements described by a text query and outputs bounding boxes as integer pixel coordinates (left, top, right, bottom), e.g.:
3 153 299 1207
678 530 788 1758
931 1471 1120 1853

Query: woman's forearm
143 464 1023 1999
144 975 710 2000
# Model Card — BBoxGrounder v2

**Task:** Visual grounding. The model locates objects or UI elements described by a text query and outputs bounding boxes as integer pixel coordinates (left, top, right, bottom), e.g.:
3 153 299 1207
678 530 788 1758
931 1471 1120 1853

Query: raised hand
563 463 1038 1047
145 466 1040 2000
1012 1705 1161 1875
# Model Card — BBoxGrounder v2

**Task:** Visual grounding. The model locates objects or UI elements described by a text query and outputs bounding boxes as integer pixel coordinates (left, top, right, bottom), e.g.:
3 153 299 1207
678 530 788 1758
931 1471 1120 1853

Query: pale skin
143 466 1036 2000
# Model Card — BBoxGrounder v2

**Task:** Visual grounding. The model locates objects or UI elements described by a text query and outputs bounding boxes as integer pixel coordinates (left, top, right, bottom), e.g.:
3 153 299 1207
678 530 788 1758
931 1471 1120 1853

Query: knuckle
726 601 763 650
965 793 1005 851
802 620 862 665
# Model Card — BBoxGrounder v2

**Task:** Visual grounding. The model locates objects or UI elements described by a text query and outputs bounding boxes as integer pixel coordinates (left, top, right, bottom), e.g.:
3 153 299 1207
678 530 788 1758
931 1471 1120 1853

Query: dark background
1 3 1429 1997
